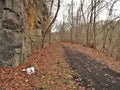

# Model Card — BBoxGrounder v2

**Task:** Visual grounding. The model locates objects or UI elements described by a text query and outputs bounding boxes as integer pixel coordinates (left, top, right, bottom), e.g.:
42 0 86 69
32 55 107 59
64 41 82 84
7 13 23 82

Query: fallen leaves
0 43 76 89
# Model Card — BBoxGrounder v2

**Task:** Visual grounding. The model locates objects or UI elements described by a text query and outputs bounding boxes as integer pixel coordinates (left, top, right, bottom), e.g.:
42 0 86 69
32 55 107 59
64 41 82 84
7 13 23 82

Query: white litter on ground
22 66 35 75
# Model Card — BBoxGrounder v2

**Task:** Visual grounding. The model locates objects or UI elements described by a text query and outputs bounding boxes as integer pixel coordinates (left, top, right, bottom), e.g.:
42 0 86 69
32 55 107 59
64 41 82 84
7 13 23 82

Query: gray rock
0 0 49 67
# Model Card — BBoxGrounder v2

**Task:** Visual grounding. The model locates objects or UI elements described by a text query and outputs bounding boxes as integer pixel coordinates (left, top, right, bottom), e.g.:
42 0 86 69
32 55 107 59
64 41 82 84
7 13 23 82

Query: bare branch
44 0 60 37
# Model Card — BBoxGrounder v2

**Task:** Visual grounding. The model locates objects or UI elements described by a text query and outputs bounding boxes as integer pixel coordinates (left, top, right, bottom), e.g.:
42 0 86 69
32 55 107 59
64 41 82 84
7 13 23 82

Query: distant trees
56 0 120 60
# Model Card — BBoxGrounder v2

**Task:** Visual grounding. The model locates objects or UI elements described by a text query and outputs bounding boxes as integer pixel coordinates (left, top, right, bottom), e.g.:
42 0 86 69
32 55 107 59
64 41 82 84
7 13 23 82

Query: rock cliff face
0 0 49 67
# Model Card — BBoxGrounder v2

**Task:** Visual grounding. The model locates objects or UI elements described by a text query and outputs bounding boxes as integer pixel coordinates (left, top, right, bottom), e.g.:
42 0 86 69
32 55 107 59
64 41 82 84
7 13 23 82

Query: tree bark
41 0 60 48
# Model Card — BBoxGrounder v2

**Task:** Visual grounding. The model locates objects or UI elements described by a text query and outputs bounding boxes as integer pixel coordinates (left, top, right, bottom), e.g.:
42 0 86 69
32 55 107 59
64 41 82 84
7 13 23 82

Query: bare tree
41 0 60 48
54 0 120 60
67 0 74 43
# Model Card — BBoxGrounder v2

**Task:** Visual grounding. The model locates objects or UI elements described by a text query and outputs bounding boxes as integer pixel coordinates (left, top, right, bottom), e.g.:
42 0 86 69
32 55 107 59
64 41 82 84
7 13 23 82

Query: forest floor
0 43 120 90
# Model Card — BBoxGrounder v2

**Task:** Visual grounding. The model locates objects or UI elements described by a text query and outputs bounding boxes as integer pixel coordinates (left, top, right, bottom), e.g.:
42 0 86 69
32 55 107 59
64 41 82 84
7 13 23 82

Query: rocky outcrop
0 0 49 67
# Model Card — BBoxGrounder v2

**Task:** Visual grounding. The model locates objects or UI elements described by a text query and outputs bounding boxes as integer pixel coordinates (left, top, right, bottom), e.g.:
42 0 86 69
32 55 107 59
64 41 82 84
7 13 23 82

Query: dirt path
62 44 120 90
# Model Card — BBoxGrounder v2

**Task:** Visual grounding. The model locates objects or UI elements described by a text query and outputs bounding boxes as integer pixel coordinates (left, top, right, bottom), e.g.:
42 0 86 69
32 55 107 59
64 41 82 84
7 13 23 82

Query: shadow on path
62 45 120 90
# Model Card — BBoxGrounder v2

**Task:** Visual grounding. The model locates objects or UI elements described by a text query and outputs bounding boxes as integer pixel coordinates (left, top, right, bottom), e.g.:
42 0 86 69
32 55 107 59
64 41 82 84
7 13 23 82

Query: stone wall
0 0 49 67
